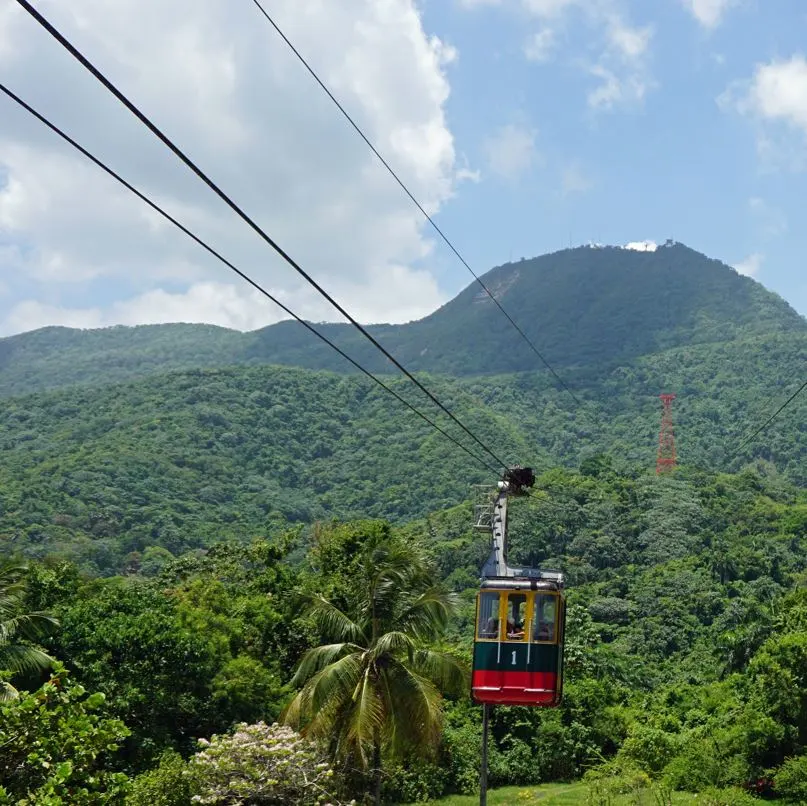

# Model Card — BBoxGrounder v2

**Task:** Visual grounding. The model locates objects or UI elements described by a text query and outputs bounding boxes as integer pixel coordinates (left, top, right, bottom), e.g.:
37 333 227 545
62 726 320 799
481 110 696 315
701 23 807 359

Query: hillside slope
2 330 803 575
1 243 803 396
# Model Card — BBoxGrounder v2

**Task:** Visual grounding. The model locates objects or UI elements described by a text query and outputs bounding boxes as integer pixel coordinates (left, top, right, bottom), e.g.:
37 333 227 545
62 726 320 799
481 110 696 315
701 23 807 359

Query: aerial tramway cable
0 81 499 475
13 0 511 472
735 378 807 456
248 0 581 408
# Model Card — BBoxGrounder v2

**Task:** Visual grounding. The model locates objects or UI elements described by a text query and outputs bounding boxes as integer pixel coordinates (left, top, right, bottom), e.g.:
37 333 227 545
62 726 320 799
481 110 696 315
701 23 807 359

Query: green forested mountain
1 326 804 575
1 243 806 804
1 243 803 397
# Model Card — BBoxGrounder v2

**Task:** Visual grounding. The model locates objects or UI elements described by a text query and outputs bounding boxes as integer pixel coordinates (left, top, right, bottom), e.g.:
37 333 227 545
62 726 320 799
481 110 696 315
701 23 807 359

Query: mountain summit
0 243 804 395
246 242 804 375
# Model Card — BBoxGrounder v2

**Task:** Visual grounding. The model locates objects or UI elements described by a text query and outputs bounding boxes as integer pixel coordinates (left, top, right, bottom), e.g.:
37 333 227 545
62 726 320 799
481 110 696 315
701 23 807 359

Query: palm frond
0 562 29 591
0 612 59 643
291 642 362 687
412 648 469 697
0 644 54 676
380 658 443 759
370 630 416 662
305 595 367 644
397 588 456 642
362 544 430 628
284 651 365 741
345 666 384 768
0 681 20 702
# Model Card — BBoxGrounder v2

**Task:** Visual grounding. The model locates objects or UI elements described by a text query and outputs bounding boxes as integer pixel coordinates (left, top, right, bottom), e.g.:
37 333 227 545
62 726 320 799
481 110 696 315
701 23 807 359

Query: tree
284 530 466 804
0 561 58 700
0 664 130 804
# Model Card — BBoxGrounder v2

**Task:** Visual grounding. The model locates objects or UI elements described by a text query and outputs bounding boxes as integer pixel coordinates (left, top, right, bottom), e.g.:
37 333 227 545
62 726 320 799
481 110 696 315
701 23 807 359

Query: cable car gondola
471 467 567 708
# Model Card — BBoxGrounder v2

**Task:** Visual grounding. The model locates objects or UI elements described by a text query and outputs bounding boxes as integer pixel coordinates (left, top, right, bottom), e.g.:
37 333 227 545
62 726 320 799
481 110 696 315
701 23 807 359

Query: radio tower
656 393 677 474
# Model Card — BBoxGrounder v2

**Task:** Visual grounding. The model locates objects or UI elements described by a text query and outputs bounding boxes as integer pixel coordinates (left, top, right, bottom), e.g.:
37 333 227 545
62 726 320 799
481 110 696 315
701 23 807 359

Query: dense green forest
2 463 806 803
0 245 805 803
1 244 804 397
1 328 804 575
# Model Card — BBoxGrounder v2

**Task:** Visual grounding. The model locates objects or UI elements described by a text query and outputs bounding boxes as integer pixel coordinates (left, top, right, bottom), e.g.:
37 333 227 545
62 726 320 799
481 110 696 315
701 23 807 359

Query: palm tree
284 538 467 804
0 561 59 700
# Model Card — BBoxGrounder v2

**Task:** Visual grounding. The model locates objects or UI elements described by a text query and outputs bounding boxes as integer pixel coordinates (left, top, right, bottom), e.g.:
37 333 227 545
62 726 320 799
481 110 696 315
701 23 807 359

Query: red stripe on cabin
471 669 559 706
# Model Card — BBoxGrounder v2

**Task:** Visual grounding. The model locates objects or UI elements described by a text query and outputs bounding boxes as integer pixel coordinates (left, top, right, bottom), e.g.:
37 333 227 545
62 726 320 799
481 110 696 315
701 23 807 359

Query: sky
0 0 806 338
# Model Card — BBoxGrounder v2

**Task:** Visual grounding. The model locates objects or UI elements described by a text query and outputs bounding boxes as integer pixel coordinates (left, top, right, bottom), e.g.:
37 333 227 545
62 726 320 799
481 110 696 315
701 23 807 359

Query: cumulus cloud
0 0 461 335
680 0 735 29
734 56 807 134
1 262 444 337
484 124 539 181
720 55 807 170
732 253 763 278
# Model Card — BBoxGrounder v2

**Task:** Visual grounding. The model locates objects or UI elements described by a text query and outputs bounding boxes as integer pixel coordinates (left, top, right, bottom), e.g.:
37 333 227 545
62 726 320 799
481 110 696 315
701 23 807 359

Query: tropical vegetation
0 245 805 802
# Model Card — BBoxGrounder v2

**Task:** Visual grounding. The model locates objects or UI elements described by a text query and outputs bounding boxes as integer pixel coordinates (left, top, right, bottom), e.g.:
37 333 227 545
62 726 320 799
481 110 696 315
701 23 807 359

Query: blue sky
0 0 805 336
418 0 807 315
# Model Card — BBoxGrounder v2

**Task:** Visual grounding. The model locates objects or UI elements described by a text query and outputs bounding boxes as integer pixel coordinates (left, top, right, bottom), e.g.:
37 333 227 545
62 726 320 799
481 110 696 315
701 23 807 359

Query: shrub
617 725 679 774
190 722 348 805
773 754 807 802
127 750 191 806
699 786 760 806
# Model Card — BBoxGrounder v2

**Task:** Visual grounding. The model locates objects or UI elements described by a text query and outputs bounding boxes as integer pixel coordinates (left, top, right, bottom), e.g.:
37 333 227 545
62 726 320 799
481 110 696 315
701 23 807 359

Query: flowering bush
191 722 350 805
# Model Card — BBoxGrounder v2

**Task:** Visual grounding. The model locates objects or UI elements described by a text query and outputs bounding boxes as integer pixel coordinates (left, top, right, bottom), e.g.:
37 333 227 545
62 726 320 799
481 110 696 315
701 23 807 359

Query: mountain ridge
1 243 803 398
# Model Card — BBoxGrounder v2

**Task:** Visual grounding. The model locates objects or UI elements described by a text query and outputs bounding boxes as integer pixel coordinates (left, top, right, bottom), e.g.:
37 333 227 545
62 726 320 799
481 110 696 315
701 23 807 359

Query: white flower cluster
190 721 354 805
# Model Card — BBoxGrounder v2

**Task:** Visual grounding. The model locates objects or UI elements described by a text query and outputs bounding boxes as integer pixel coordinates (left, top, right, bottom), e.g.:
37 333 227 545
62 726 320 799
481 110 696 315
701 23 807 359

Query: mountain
1 243 803 397
0 242 804 574
1 329 804 575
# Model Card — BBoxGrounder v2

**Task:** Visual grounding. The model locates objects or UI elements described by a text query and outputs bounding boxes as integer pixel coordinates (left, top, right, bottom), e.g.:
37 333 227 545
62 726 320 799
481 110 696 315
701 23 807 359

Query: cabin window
505 593 528 641
532 594 557 642
477 591 501 639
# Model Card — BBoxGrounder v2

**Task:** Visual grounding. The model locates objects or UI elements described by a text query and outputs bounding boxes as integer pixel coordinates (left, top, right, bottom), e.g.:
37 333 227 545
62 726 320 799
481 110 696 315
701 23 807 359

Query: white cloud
0 0 462 334
721 55 807 170
587 64 650 110
623 240 658 252
522 0 579 17
732 253 763 277
484 124 538 181
1 264 446 337
524 28 555 63
680 0 735 29
736 55 807 134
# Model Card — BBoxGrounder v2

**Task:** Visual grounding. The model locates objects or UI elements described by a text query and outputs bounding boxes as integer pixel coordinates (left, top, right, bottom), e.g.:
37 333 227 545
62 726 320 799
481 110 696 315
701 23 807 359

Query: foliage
0 664 130 804
0 244 805 803
1 464 805 801
772 753 807 802
2 333 805 577
42 540 300 769
127 750 192 806
190 721 348 806
285 525 466 801
0 560 58 699
1 245 805 575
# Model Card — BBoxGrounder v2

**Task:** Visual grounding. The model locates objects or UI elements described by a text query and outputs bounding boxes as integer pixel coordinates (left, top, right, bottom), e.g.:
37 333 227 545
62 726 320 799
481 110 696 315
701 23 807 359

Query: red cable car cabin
471 578 566 707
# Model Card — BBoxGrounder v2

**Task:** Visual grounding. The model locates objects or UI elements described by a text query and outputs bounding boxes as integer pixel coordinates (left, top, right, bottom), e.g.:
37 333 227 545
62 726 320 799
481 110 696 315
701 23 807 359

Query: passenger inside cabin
533 594 556 641
507 593 527 639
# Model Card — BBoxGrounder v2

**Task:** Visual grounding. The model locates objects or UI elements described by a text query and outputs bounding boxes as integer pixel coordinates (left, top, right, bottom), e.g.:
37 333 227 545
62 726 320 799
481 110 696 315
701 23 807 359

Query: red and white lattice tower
656 393 677 474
